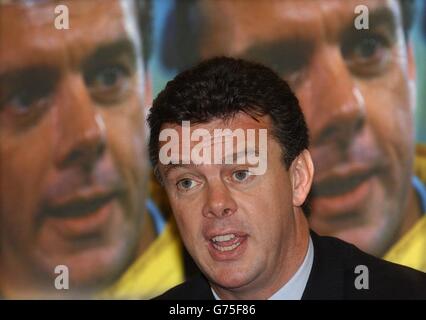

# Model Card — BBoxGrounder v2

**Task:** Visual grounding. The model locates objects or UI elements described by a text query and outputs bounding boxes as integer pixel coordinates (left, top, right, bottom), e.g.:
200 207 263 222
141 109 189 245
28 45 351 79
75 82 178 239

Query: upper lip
44 187 121 218
204 230 248 241
313 163 380 197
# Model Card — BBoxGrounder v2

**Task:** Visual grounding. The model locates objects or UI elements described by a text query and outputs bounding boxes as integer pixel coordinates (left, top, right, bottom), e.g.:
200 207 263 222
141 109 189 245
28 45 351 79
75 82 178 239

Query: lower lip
207 236 248 261
312 175 374 220
46 199 116 239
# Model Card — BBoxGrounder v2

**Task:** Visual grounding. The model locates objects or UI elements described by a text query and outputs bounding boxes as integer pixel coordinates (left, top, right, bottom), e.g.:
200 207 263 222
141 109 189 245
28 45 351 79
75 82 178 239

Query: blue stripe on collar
412 176 426 214
146 198 166 235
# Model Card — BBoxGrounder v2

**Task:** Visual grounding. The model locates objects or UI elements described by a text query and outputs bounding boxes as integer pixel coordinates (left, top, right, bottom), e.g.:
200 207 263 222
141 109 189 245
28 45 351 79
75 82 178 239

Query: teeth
212 234 236 242
212 241 241 252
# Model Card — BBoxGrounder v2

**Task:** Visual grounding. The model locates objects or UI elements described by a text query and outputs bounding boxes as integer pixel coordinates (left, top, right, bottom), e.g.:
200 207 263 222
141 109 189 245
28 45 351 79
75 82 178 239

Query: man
0 0 184 298
160 0 426 271
149 57 426 300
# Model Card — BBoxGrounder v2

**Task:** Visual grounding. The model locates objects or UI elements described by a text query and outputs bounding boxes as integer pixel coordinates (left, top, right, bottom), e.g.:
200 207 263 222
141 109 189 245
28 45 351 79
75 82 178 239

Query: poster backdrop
152 0 426 267
0 0 425 299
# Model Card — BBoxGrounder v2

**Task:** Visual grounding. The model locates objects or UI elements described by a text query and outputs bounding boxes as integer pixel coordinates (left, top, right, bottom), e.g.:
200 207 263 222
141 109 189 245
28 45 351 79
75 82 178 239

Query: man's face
158 114 312 298
0 0 147 293
197 0 415 255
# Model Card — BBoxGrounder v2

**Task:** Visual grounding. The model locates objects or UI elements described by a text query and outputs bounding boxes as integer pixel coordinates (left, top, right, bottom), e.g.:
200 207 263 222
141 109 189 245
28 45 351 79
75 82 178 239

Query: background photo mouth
44 191 119 219
312 170 377 198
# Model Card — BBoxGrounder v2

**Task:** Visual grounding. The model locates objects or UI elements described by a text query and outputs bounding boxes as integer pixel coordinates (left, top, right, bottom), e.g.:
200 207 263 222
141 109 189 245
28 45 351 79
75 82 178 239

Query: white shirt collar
211 236 314 300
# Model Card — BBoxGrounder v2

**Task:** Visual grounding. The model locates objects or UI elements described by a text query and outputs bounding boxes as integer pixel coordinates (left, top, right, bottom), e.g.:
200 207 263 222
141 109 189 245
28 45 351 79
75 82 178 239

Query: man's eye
86 64 131 104
97 66 125 86
342 33 391 75
354 36 385 59
232 170 251 182
10 90 44 113
3 86 51 120
176 178 198 191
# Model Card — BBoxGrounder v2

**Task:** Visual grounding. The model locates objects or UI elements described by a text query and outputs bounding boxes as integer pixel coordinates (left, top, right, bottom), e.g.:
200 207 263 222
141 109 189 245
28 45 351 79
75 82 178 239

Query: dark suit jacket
155 231 426 300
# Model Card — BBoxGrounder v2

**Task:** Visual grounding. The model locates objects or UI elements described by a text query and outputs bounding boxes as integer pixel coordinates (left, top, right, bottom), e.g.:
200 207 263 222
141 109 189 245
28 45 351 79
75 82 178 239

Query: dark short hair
148 56 309 170
161 0 415 72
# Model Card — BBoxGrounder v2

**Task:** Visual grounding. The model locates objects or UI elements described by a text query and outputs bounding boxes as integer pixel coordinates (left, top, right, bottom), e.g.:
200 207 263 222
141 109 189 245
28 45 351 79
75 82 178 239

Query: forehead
158 113 272 156
199 0 401 54
0 0 140 72
158 114 275 172
163 113 271 135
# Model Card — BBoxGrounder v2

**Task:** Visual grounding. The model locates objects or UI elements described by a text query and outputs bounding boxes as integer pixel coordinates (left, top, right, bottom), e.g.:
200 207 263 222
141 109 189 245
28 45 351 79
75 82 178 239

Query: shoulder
311 232 426 299
154 274 214 300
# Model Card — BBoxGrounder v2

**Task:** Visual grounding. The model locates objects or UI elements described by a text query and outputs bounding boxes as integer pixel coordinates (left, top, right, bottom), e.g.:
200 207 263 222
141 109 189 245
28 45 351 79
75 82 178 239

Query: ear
290 149 314 207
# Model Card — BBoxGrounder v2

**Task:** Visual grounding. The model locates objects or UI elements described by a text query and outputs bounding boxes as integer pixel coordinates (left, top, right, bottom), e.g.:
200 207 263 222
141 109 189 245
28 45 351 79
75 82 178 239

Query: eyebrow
240 39 313 76
161 149 260 176
341 6 398 42
365 6 398 34
0 38 137 84
162 163 200 178
0 66 56 89
82 37 137 68
0 66 58 108
238 6 399 72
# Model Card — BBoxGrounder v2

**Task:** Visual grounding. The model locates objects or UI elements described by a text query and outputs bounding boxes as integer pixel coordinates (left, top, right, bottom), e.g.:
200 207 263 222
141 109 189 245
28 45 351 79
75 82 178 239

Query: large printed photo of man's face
159 0 426 262
0 0 153 298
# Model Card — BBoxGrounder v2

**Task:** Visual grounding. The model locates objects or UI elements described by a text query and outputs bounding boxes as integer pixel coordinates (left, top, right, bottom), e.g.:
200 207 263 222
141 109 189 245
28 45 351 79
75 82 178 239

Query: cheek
370 42 413 144
167 192 205 246
102 104 146 186
1 120 54 240
172 196 200 227
237 183 293 239
174 209 202 252
361 68 414 169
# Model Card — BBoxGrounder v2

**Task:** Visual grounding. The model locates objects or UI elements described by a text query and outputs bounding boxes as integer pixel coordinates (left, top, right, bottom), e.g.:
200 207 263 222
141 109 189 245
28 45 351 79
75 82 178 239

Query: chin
39 238 135 292
331 221 388 256
210 268 255 291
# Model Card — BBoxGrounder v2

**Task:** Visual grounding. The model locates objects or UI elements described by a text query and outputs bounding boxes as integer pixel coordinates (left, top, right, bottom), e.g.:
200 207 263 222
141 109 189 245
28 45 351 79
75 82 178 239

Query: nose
202 180 238 219
307 48 366 147
54 74 106 170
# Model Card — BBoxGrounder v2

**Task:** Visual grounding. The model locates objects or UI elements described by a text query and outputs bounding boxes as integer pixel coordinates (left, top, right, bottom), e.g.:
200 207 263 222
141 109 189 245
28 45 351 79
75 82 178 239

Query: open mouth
313 168 376 198
45 191 119 219
211 233 245 252
206 231 248 260
41 188 122 238
311 164 382 219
